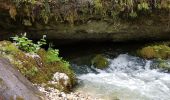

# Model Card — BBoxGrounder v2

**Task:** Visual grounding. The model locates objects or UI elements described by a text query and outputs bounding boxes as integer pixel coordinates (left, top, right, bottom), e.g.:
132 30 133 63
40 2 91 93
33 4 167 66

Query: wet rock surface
0 58 46 100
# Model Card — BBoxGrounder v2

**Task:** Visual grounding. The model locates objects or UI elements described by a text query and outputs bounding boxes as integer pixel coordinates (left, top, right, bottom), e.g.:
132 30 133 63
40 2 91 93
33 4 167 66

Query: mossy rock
138 45 170 59
92 54 109 69
0 41 76 92
156 59 170 72
159 62 170 71
0 41 19 54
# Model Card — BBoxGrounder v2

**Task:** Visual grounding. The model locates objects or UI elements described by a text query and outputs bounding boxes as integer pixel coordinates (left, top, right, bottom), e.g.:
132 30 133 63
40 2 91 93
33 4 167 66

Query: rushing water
59 42 170 100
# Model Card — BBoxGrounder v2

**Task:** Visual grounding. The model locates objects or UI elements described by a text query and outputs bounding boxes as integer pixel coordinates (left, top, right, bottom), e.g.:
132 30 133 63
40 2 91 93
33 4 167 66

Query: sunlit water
73 54 170 100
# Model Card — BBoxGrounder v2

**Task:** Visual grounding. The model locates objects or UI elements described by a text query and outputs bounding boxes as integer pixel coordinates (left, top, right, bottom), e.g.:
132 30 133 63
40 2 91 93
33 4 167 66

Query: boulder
47 72 72 92
0 58 46 100
92 54 109 69
138 45 170 59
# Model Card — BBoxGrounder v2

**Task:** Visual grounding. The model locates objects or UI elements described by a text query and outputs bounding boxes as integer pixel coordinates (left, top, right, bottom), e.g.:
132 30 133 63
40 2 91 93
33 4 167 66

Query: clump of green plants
11 33 46 53
46 47 71 69
45 44 70 66
46 47 60 63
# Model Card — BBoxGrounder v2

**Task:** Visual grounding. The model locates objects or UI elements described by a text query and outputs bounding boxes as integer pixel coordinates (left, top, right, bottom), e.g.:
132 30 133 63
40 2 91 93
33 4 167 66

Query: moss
159 62 170 71
34 48 76 91
35 61 76 91
5 0 170 25
157 59 170 71
29 49 76 91
138 45 170 59
92 54 109 69
12 50 39 79
0 41 19 54
0 41 76 92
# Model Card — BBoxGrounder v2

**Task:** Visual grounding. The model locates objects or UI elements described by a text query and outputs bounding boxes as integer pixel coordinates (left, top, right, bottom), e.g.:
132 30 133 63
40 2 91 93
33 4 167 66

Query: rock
0 58 46 100
37 86 102 100
53 72 70 86
92 54 109 69
48 72 72 92
1 1 170 43
138 45 170 59
0 41 76 91
156 59 170 72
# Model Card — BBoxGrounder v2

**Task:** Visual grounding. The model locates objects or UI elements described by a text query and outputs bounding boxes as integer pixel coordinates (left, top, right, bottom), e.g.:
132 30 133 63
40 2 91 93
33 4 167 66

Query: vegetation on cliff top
2 0 170 25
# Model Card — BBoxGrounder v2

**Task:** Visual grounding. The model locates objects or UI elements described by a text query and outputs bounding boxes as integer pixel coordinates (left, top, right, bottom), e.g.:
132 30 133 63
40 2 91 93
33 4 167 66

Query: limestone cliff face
0 0 170 42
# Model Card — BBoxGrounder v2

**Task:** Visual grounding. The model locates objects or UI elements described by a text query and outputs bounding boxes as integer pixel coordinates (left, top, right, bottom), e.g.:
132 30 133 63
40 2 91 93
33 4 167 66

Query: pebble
36 72 103 100
37 86 102 100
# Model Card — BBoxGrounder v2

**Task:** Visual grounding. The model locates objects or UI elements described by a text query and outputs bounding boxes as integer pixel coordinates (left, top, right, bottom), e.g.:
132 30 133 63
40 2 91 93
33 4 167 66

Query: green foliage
46 48 60 63
9 0 170 24
61 59 70 68
138 2 149 10
11 33 46 53
46 47 70 68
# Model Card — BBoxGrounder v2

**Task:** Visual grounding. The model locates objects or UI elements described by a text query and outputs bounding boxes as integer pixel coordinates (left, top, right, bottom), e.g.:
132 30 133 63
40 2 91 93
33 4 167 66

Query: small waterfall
74 54 170 100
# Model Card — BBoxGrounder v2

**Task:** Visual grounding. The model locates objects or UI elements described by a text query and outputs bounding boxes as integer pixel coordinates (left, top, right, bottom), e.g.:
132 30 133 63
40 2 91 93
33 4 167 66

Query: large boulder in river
0 58 46 100
138 45 170 59
92 54 109 69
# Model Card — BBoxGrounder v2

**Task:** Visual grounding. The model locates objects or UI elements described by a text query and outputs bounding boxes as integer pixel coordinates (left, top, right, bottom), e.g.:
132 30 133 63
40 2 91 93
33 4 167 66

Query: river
59 42 170 100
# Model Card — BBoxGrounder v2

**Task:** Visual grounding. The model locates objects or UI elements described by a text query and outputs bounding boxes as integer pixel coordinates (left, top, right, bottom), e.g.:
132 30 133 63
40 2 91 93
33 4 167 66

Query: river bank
37 85 102 100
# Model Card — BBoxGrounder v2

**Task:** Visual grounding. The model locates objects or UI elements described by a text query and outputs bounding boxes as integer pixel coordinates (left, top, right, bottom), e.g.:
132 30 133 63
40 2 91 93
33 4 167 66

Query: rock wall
0 0 170 43
0 58 46 100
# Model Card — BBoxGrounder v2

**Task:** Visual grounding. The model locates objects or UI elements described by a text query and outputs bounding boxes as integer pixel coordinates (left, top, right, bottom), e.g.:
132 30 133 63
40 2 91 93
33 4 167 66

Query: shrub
11 33 46 53
46 47 70 67
46 48 60 63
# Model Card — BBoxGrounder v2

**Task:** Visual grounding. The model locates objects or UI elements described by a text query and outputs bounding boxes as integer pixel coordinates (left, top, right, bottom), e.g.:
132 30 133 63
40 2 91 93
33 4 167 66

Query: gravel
37 86 102 100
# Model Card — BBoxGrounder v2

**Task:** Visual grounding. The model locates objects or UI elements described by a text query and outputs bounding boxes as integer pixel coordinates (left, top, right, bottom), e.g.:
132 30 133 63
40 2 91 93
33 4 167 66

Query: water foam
76 54 170 100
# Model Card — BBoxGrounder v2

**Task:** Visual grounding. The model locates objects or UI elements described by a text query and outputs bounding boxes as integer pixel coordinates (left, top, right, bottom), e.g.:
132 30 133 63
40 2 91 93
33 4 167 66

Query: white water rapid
75 54 170 100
